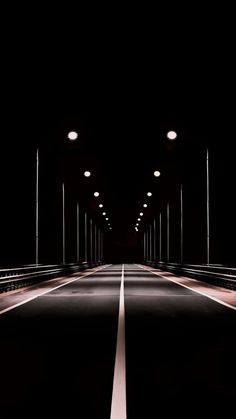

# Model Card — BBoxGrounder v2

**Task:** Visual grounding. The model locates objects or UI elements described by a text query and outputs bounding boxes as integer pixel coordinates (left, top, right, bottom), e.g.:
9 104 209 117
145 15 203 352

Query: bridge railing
0 262 103 293
144 261 236 290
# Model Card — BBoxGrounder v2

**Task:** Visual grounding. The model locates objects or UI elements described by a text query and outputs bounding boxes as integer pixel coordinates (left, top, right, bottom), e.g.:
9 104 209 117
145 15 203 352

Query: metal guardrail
0 262 102 293
144 261 236 290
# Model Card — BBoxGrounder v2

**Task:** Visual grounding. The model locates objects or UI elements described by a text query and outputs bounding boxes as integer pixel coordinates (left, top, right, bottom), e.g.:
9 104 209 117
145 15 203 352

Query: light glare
94 192 99 197
154 170 161 177
68 131 78 140
84 171 91 177
167 130 177 140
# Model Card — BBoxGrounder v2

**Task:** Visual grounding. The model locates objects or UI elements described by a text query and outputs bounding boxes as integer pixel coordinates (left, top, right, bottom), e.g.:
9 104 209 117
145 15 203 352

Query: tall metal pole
146 228 149 261
167 202 170 263
84 212 87 262
144 232 146 261
94 224 97 264
159 212 162 261
149 224 152 262
90 219 93 264
146 230 148 261
180 184 183 264
77 202 80 263
101 232 103 261
153 219 156 262
207 148 210 265
36 148 39 266
98 229 101 262
62 182 65 264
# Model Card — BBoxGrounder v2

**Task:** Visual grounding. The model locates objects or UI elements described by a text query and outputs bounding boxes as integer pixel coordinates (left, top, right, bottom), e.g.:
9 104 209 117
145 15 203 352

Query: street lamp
62 183 65 264
67 131 78 141
35 133 105 268
36 149 39 265
206 149 210 265
167 130 177 140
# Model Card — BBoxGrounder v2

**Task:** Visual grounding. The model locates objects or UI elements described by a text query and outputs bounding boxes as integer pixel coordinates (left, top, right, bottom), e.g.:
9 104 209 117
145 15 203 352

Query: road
0 264 235 418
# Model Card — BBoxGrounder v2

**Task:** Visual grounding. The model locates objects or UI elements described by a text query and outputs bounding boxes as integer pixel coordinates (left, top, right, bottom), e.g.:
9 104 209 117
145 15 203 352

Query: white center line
110 263 126 419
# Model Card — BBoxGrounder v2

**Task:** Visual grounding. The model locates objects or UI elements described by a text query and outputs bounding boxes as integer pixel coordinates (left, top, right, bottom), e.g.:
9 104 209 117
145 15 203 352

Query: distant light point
68 131 78 140
167 131 177 140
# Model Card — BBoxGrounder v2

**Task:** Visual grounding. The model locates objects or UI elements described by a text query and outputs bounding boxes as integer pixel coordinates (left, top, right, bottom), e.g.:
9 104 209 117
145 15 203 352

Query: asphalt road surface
0 264 235 418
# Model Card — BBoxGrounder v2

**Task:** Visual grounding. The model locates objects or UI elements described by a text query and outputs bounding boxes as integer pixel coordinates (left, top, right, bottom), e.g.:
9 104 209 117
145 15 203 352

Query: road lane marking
110 264 127 419
137 264 236 311
0 265 109 316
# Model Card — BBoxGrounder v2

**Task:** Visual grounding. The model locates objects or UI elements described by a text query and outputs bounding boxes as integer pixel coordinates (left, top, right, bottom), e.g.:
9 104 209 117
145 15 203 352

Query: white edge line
136 264 236 311
0 265 110 316
110 263 127 419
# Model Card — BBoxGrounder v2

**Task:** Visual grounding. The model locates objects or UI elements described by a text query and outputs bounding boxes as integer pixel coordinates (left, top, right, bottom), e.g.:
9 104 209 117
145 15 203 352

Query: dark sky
1 14 235 265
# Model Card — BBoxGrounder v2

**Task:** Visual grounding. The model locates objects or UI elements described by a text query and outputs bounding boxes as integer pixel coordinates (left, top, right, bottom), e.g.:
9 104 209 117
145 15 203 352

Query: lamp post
77 202 80 263
144 232 146 261
98 229 100 262
94 224 97 264
206 148 210 265
34 131 104 268
145 228 148 262
101 232 103 261
153 219 156 261
180 184 183 264
36 148 39 265
167 202 170 263
62 182 65 264
84 212 87 263
149 224 152 262
90 218 93 264
159 212 162 262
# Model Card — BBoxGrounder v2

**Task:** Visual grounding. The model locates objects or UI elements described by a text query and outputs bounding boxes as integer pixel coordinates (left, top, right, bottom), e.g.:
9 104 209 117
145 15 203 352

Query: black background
1 10 235 266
